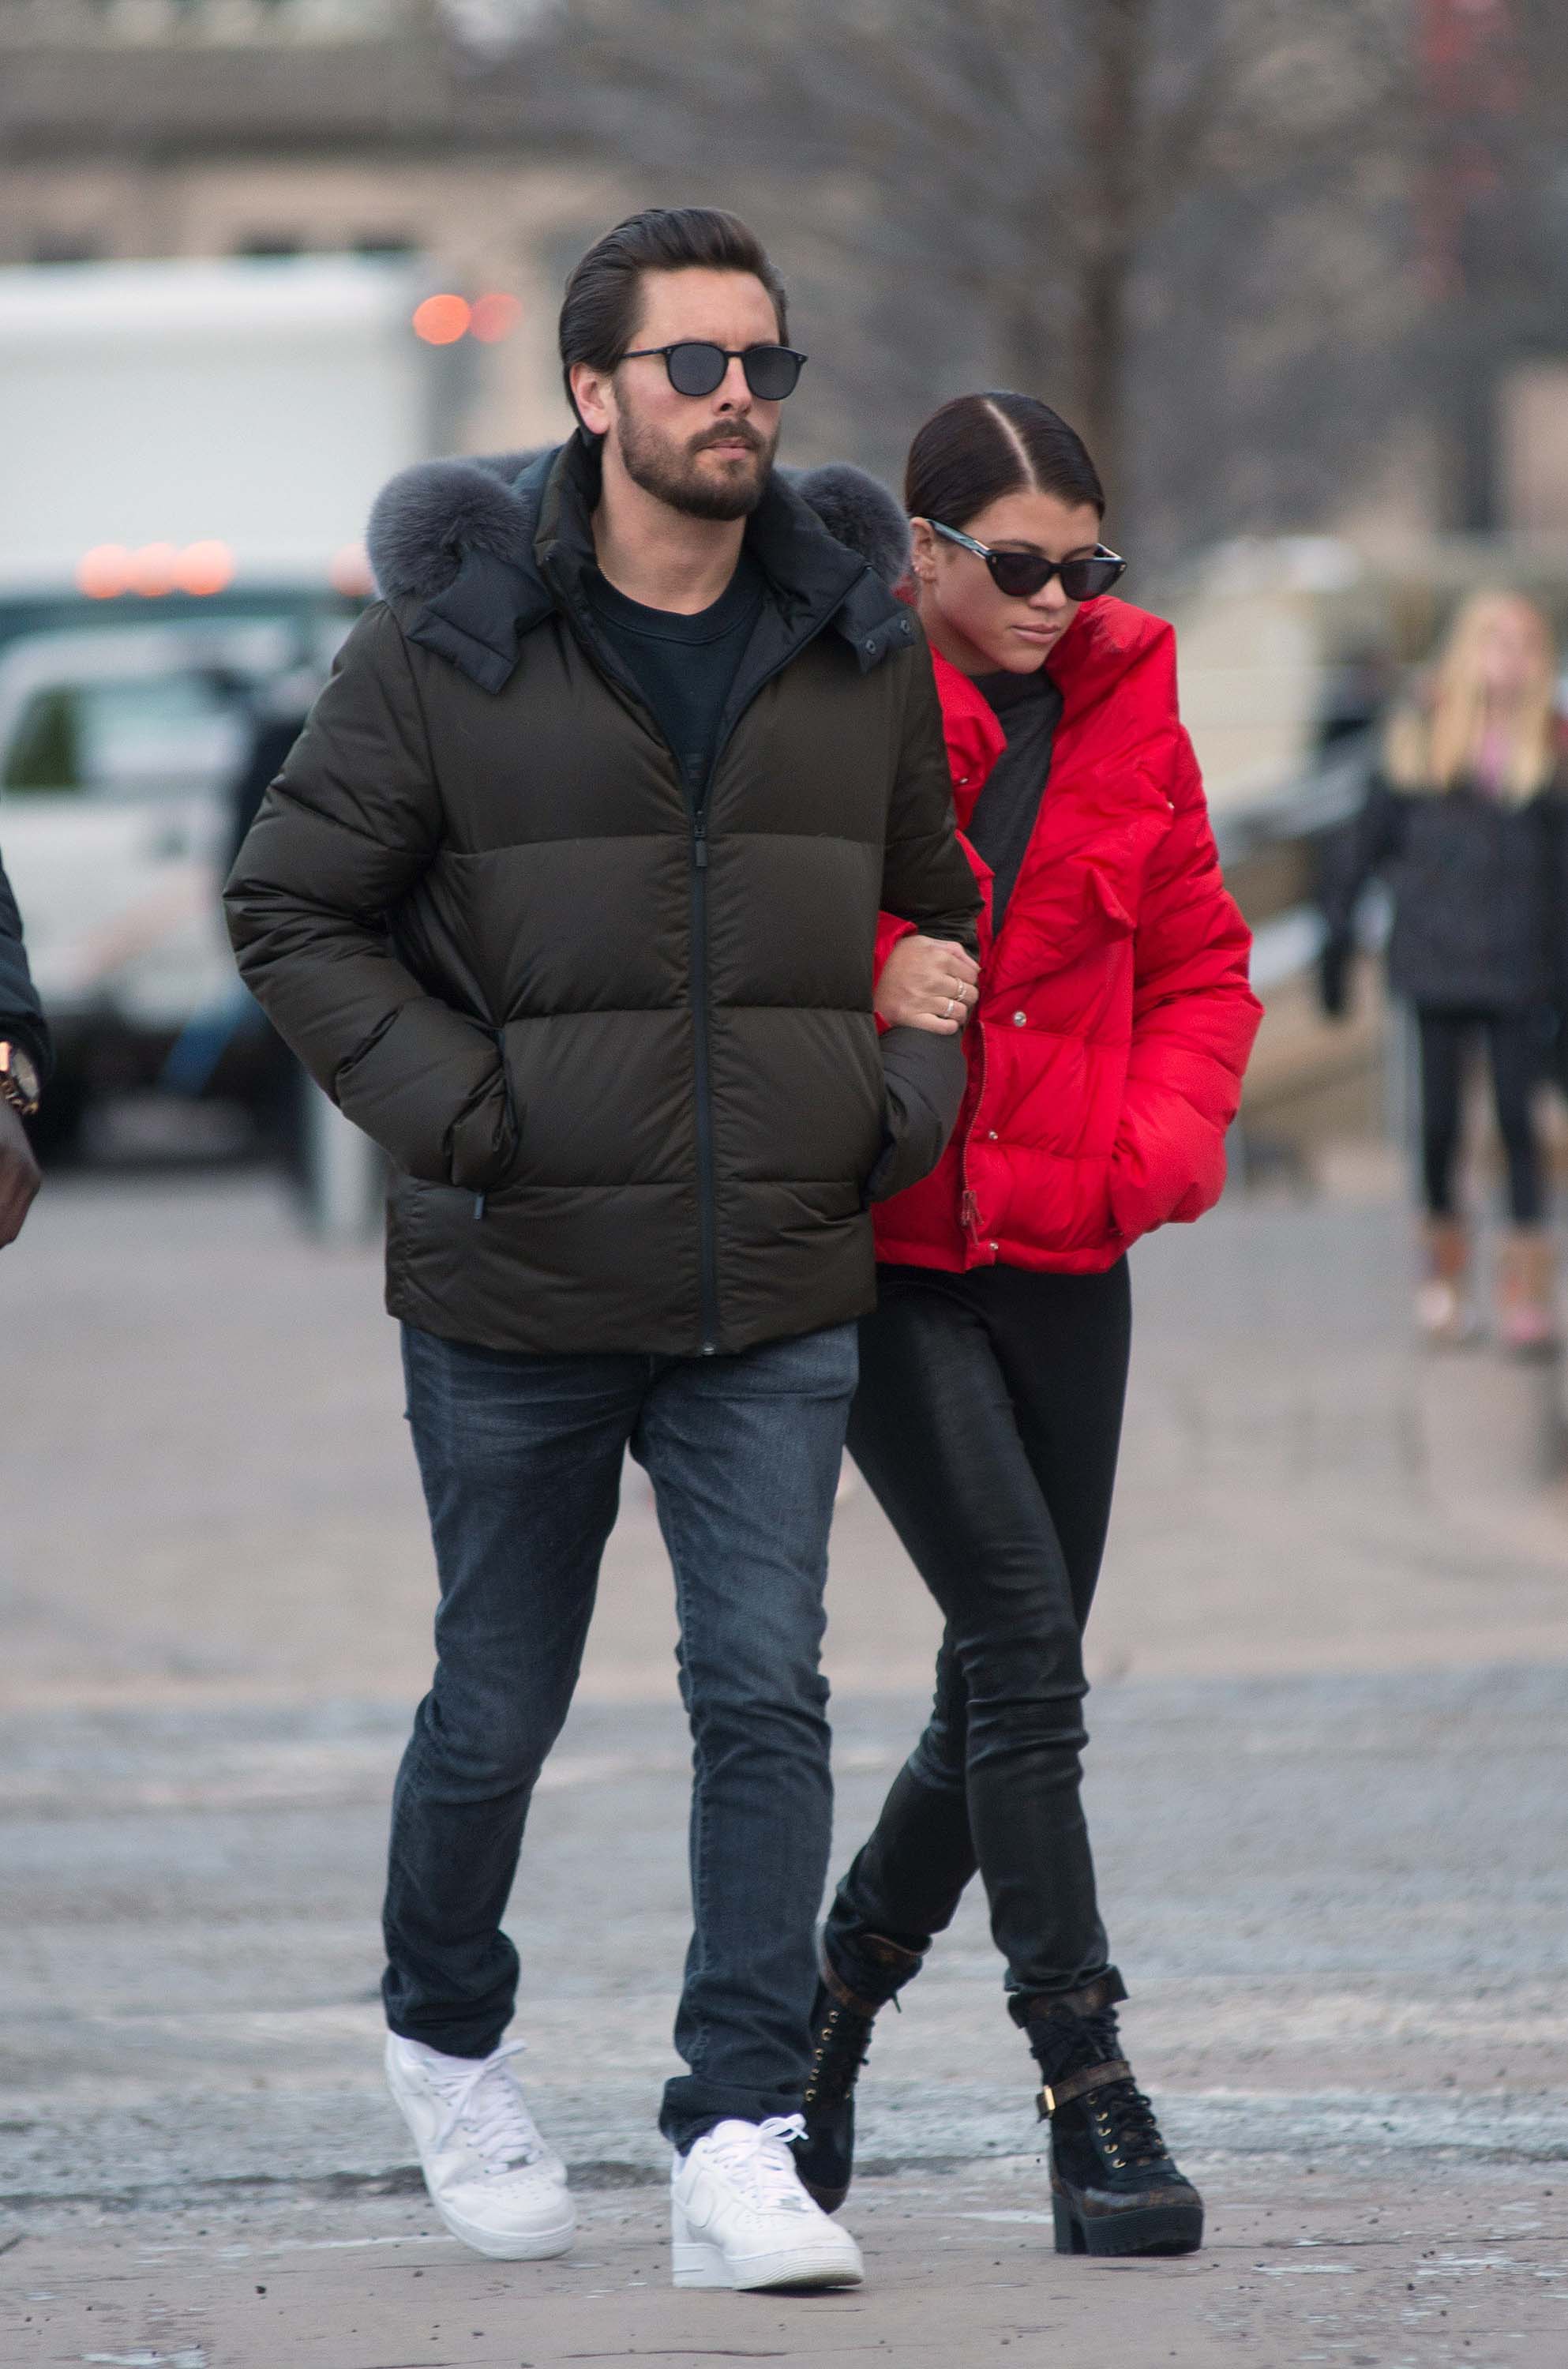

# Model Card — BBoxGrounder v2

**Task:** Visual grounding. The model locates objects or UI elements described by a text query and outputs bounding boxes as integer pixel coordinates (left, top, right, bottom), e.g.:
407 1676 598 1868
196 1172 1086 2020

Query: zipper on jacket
688 780 720 1353
958 1013 989 1261
561 590 854 1359
680 618 852 1353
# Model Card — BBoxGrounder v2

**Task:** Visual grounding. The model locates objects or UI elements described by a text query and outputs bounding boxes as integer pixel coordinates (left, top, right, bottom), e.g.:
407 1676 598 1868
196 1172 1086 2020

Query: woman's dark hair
558 207 789 422
904 392 1105 528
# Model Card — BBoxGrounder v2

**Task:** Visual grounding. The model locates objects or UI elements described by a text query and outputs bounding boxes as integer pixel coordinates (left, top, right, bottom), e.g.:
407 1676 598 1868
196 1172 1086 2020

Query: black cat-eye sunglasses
618 341 808 400
925 518 1127 602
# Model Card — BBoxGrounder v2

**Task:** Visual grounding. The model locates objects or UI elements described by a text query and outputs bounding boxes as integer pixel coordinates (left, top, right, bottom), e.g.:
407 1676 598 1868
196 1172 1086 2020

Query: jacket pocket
445 1048 520 1192
1108 1094 1226 1243
334 1000 511 1185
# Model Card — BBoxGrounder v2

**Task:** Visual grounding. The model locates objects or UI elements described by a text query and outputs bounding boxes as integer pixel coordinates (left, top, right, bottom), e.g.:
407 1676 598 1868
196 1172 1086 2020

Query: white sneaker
385 2033 576 2260
670 2114 864 2291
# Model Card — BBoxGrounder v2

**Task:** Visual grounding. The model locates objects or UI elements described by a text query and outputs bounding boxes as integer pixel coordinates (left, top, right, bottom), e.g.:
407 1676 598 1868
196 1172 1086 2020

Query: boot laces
703 2115 811 2210
1052 2009 1168 2169
804 2001 875 2110
1088 2075 1168 2169
427 2039 547 2173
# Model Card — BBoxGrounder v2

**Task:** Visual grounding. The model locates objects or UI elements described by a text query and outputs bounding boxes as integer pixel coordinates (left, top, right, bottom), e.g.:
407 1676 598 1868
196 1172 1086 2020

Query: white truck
0 253 456 1207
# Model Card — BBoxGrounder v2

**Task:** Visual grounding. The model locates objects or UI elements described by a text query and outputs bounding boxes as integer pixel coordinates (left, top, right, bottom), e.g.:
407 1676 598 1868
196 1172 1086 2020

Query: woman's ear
909 517 938 584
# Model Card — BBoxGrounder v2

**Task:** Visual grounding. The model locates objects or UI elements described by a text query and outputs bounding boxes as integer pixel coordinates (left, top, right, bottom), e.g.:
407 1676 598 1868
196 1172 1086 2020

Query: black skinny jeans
826 1259 1131 2007
1416 1005 1547 1225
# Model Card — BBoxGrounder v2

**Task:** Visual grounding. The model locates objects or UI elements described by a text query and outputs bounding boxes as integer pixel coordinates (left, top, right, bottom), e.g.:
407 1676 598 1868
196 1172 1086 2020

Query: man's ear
571 360 614 440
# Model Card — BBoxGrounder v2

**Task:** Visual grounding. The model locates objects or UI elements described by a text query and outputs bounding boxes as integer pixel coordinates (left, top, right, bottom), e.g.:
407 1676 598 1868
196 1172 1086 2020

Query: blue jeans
384 1319 859 2150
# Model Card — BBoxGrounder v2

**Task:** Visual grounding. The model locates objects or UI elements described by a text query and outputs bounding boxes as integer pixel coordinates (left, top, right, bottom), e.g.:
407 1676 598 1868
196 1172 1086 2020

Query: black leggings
1417 1006 1547 1225
827 1259 1131 2006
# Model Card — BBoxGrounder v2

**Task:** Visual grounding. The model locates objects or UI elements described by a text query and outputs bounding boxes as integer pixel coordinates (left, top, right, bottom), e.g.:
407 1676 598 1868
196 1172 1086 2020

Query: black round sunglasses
618 341 808 401
926 518 1127 602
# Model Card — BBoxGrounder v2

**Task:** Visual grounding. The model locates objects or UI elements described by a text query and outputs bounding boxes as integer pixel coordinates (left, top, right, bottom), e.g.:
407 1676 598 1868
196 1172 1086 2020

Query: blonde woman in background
1321 590 1566 1352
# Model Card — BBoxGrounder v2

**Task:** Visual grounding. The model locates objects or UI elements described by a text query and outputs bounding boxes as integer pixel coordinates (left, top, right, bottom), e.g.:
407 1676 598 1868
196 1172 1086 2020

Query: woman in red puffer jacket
797 392 1262 2258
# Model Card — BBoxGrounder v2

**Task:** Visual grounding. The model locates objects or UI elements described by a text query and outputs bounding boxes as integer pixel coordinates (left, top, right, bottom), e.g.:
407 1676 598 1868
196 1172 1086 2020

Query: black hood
366 434 915 695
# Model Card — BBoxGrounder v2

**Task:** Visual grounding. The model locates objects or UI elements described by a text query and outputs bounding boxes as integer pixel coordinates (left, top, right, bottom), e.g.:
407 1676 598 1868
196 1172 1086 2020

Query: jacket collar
927 598 1180 805
408 434 917 693
928 647 1007 817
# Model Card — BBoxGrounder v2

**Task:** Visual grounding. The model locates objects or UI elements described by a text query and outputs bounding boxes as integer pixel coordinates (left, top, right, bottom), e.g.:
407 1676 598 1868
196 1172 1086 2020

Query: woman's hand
876 935 981 1034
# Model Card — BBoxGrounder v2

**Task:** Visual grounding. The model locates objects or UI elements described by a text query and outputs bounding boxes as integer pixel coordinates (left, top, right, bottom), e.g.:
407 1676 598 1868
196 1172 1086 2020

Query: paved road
2 1170 1566 2364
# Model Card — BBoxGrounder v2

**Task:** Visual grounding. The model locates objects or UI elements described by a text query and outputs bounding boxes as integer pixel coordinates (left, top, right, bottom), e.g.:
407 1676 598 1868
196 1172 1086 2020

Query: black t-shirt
966 666 1063 929
585 550 768 796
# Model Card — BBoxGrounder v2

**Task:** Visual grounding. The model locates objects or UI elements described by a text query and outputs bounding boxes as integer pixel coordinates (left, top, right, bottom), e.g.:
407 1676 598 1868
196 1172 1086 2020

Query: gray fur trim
366 445 910 603
366 450 549 602
786 462 910 588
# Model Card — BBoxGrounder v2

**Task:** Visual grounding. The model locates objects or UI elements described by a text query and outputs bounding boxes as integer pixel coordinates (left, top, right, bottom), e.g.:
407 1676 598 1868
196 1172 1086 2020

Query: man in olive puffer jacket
225 206 979 2290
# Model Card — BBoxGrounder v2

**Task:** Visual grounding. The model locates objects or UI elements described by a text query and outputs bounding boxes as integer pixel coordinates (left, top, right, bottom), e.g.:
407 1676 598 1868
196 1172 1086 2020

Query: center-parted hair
558 207 789 423
905 392 1105 530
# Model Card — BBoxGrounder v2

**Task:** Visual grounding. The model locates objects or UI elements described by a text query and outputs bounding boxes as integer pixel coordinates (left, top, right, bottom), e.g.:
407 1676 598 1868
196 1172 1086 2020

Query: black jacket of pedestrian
225 435 980 1357
0 851 51 1084
1320 768 1567 1015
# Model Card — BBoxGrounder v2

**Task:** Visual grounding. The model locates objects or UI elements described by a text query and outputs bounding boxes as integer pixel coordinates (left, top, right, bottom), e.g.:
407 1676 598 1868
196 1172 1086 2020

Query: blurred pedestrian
1319 591 1566 1353
795 392 1261 2258
224 664 321 1169
226 208 979 2292
0 847 49 1246
225 664 321 877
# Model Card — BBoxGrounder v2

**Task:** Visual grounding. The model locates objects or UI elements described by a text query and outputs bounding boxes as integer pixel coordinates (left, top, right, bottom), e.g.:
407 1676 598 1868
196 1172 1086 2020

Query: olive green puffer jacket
225 436 979 1354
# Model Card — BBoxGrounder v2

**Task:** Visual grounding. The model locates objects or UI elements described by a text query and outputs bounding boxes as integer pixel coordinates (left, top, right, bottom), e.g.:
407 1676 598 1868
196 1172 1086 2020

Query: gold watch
0 1041 41 1119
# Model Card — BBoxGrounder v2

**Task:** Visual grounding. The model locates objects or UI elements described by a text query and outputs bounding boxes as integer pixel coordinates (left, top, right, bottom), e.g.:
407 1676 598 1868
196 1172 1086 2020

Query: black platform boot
1018 1977 1204 2257
796 1932 923 2211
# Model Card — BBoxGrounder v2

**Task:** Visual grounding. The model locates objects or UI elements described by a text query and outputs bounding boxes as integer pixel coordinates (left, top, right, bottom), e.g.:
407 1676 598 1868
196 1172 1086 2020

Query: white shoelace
424 2039 547 2174
700 2114 809 2210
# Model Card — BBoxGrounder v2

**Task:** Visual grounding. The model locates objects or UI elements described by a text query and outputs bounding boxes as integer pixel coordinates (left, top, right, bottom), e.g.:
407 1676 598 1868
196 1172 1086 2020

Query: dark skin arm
0 1100 40 1247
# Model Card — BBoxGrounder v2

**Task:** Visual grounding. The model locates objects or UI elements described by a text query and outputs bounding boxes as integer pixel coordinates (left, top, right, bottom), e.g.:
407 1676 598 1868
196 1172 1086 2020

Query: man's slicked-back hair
558 207 789 424
905 391 1105 529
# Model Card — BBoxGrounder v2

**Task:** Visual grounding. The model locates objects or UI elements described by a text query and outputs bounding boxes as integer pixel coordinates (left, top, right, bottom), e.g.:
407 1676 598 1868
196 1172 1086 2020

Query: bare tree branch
505 2 1441 558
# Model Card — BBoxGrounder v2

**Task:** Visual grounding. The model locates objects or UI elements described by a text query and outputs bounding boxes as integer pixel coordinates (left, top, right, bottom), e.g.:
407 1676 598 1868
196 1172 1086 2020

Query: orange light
130 542 180 597
77 543 133 599
412 293 471 346
470 291 523 344
329 542 374 597
175 539 235 597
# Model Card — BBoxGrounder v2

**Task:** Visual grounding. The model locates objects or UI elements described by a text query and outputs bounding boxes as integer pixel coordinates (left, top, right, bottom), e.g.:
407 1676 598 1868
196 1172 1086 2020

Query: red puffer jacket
873 599 1262 1274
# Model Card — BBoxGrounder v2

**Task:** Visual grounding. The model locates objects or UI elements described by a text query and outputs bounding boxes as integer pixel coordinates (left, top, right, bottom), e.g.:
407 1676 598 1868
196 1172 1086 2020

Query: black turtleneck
966 667 1063 929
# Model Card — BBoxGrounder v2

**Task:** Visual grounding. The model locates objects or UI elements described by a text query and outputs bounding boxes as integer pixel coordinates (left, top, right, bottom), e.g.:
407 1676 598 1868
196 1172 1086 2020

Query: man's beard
615 408 778 521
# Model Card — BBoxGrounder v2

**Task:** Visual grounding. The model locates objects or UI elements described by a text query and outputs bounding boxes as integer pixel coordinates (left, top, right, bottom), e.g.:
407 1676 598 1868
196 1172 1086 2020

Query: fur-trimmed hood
365 435 913 694
368 441 910 604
